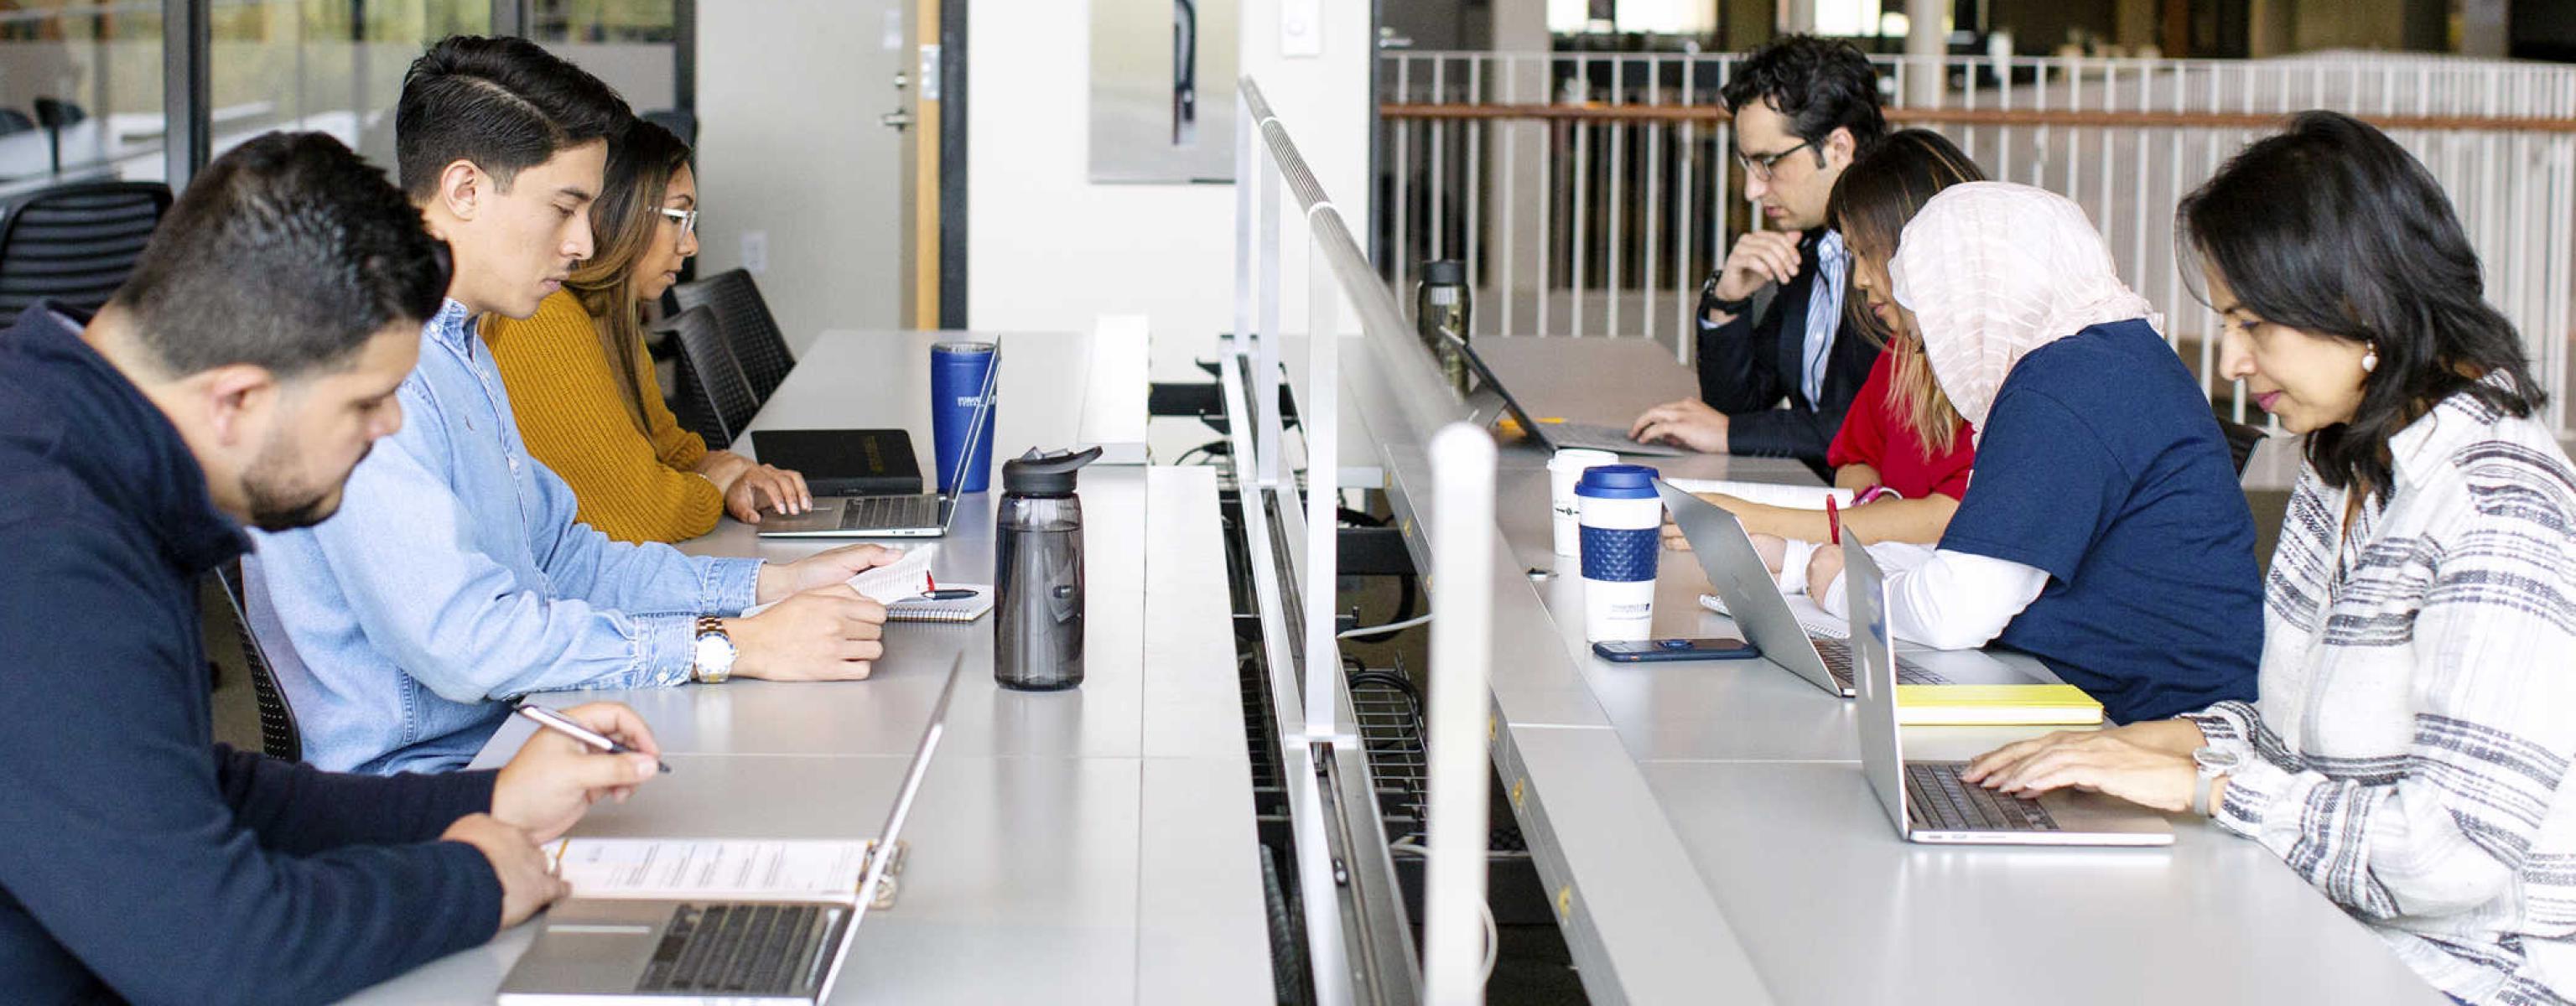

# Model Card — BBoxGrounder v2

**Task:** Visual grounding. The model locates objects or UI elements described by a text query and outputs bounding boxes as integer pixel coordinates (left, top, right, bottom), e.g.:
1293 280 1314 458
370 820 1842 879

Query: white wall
968 0 1374 340
694 0 907 352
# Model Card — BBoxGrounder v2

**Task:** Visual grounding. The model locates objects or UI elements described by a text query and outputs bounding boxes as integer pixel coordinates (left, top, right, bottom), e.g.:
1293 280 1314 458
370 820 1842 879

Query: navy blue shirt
0 304 503 1004
1938 319 2262 723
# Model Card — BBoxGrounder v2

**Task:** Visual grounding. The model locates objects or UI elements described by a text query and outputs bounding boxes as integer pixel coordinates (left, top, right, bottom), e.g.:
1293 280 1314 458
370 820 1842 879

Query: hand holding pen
490 701 670 845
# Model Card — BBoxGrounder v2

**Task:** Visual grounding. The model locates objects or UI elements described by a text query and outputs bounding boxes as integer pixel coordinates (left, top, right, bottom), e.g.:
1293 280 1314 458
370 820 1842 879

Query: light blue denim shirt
245 299 759 774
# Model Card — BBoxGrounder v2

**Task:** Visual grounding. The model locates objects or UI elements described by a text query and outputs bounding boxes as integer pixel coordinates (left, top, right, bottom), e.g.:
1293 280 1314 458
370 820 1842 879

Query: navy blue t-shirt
1938 319 2262 723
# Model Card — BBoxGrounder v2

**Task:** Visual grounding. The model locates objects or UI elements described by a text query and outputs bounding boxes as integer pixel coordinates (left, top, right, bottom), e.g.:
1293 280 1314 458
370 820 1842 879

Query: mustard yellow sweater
483 290 724 542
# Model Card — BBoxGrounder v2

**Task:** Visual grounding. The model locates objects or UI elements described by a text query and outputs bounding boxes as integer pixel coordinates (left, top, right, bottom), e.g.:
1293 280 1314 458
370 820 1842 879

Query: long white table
1312 334 2445 1003
348 329 1271 1004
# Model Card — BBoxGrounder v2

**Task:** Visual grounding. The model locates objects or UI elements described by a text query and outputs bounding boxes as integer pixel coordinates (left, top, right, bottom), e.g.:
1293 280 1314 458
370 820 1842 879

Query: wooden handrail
1379 101 2576 134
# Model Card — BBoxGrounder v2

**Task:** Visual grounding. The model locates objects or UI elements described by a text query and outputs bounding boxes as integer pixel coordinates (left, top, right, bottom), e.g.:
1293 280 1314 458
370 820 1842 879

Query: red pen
1826 496 1842 546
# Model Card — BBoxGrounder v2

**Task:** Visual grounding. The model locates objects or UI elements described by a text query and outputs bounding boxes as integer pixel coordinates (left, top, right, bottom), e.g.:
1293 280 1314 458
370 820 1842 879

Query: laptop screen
1843 537 1912 833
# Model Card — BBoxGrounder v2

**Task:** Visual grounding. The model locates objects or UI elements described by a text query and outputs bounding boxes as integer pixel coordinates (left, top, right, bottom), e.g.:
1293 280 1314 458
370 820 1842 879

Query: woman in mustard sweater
484 121 809 542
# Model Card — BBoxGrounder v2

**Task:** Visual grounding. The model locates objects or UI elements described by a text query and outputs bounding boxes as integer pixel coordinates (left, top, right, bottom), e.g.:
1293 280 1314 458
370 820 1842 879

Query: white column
1904 0 1945 108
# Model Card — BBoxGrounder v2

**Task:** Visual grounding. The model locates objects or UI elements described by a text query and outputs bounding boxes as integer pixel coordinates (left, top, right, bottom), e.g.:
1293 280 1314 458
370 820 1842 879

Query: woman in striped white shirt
1966 111 2576 1005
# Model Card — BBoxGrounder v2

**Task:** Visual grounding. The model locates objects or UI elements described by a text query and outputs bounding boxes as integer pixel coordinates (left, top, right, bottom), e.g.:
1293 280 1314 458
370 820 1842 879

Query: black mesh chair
2219 417 2268 477
0 180 174 324
672 268 793 404
210 561 301 763
0 109 33 136
661 305 761 449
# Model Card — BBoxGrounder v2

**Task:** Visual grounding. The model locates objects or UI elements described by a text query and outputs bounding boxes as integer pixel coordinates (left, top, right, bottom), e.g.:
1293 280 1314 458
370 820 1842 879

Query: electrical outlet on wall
740 231 768 275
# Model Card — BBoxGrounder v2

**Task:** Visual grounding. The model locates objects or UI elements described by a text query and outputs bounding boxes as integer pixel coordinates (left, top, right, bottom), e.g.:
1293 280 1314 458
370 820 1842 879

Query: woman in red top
1669 130 1981 583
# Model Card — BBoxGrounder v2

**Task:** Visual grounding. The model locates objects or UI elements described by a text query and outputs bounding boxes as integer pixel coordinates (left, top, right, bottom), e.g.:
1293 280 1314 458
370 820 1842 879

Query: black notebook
750 429 925 497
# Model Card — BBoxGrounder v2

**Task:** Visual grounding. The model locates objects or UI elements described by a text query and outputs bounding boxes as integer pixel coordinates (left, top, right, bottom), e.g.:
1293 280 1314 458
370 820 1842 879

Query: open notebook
737 547 989 622
546 838 903 906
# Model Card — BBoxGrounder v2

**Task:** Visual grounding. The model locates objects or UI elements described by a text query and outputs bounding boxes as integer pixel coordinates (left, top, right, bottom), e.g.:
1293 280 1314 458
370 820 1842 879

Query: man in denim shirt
249 37 892 775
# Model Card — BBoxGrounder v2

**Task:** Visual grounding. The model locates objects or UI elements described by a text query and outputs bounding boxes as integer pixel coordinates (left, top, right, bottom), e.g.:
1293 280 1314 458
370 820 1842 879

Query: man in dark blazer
1632 36 1887 474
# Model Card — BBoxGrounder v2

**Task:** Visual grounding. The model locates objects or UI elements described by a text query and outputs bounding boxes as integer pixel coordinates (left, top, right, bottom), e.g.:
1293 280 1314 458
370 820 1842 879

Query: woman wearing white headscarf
1968 114 2576 1006
1801 181 2263 725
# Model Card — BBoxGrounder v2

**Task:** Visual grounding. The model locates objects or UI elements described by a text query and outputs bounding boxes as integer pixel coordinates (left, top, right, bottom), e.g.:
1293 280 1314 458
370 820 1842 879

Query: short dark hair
107 131 449 381
394 35 630 200
2180 110 2543 500
1722 35 1887 154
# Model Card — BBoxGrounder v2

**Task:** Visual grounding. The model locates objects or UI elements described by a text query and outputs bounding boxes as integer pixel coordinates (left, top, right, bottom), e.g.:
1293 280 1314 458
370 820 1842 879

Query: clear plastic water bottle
994 446 1102 691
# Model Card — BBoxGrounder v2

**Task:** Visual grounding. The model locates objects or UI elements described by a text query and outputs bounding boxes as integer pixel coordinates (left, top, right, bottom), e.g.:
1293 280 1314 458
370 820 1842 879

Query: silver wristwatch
690 615 736 683
2191 746 2241 817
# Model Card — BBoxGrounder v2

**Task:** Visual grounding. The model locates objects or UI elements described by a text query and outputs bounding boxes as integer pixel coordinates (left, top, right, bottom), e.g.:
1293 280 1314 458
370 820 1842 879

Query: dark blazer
1694 231 1881 472
0 303 504 1005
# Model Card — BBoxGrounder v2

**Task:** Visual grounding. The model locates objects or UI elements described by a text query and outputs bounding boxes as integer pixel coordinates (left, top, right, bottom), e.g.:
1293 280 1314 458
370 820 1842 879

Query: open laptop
755 341 1001 538
497 651 967 1003
1656 479 1972 696
1846 536 2173 846
1441 330 1688 458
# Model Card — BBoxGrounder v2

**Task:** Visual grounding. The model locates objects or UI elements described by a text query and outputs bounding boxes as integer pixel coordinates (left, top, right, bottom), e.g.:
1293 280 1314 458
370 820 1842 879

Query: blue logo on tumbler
1574 463 1661 583
931 342 999 494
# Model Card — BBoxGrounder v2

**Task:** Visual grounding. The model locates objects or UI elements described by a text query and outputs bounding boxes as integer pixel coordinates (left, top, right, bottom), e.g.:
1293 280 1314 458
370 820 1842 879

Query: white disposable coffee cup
1546 449 1620 557
1575 464 1663 642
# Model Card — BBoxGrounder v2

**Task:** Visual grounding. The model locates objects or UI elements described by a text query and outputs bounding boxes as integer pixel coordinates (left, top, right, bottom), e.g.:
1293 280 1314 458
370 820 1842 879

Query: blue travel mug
930 341 1000 494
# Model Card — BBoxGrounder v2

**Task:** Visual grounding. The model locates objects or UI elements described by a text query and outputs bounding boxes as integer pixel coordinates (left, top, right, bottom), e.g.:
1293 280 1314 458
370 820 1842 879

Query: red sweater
1825 350 1976 500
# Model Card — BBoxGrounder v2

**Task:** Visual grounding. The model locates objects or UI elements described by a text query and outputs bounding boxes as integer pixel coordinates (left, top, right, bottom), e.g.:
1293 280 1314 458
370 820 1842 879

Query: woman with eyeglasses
1965 112 2576 1005
484 119 812 543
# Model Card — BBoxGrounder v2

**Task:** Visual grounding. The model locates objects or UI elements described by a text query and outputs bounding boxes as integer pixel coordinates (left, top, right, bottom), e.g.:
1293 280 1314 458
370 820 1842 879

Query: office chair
0 108 33 136
0 180 174 324
660 304 761 449
2218 417 2268 477
672 268 794 404
210 562 302 763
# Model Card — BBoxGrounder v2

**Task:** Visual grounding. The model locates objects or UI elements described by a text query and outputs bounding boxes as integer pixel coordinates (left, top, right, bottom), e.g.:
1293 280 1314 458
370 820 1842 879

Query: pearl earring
2362 349 2379 374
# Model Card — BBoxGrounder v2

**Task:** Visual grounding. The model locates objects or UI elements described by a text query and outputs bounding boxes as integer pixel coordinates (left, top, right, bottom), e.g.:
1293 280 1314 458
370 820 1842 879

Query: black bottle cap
1420 259 1466 286
1000 445 1104 495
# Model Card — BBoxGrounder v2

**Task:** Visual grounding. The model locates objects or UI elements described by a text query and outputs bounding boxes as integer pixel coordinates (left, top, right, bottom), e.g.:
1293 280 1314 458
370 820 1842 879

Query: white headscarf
1888 182 2161 439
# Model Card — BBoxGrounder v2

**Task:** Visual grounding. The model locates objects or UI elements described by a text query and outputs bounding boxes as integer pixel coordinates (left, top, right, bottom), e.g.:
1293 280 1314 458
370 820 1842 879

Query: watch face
2194 747 2241 773
693 631 735 668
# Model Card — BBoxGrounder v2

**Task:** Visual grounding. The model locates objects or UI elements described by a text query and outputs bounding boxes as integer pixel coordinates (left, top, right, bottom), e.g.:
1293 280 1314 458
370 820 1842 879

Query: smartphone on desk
1592 637 1760 663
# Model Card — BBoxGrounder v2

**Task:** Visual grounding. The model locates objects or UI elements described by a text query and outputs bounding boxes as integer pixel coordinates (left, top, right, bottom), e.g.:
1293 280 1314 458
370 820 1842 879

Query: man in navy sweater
0 132 667 1004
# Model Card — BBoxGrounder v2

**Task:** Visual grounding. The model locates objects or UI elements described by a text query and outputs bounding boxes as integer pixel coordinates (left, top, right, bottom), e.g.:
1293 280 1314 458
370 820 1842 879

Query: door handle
880 110 915 131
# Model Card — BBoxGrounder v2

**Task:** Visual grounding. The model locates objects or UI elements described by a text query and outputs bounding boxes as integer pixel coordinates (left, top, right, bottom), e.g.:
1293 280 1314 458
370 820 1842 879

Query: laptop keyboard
636 902 835 996
1545 421 1688 457
1905 762 2059 832
836 494 941 531
1813 637 1947 690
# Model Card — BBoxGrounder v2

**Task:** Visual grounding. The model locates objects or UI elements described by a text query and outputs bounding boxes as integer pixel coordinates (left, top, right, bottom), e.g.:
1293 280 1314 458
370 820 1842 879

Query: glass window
0 0 166 198
205 0 490 174
527 0 678 113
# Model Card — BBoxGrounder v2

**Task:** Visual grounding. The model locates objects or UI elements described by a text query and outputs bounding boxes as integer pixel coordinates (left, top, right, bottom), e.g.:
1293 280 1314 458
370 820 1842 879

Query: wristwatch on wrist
690 615 736 683
2191 745 2241 817
1702 273 1752 318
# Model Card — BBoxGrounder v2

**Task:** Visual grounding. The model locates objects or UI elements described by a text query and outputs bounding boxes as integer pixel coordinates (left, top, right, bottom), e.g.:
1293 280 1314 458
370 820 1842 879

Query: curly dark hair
2179 110 2543 502
1721 34 1887 158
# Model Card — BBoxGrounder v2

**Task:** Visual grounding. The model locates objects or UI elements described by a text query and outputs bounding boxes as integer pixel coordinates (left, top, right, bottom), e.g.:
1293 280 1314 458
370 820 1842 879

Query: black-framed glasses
656 206 699 236
1735 140 1815 182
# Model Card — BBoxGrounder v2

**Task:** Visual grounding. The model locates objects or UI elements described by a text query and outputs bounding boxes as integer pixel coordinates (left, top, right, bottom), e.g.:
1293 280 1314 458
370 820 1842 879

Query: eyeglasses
656 206 699 236
1735 140 1815 183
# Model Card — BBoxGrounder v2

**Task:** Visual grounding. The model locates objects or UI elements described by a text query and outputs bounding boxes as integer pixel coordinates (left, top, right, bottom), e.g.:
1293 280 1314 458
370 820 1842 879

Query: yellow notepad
1894 684 2104 725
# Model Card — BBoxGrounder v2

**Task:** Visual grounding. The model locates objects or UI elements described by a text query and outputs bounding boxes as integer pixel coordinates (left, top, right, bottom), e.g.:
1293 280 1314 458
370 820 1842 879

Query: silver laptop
1656 480 1979 696
1846 537 2172 846
497 651 967 1003
1441 330 1688 458
756 342 1001 538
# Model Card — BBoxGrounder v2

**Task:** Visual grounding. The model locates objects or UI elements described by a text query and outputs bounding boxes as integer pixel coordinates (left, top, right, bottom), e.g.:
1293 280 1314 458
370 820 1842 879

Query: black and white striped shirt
2188 381 2576 1005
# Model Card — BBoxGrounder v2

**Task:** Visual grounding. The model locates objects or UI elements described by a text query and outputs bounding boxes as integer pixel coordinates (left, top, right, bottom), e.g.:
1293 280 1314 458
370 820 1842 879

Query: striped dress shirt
2185 381 2576 1005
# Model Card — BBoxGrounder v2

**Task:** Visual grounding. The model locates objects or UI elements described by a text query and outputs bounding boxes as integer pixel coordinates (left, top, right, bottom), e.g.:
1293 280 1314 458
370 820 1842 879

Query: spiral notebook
887 583 995 624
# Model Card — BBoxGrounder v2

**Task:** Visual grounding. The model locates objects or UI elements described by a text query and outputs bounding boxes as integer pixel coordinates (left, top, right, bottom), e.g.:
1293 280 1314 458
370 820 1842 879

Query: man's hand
727 586 887 682
756 543 900 603
1711 230 1805 307
491 702 666 845
725 464 813 522
442 814 568 930
1628 398 1731 454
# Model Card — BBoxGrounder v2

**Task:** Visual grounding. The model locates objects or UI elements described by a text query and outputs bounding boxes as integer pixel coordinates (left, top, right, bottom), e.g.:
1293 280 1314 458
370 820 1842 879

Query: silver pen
510 702 672 774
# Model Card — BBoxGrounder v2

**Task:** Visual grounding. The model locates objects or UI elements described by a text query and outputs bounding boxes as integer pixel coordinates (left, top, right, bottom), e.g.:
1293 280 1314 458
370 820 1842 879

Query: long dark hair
2179 111 2542 501
564 119 692 434
1826 128 1984 454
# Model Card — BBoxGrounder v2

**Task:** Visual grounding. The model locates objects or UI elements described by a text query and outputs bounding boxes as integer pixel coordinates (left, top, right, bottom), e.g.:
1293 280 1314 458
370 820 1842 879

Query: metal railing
1378 50 2576 433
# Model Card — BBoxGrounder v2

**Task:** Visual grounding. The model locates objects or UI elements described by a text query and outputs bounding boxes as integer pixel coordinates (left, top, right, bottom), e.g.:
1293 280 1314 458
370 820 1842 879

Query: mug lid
1573 464 1659 499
